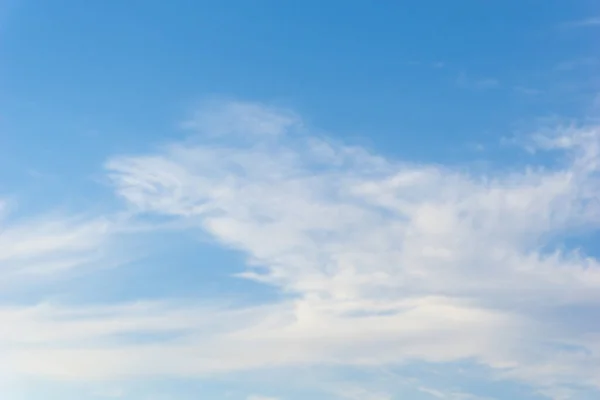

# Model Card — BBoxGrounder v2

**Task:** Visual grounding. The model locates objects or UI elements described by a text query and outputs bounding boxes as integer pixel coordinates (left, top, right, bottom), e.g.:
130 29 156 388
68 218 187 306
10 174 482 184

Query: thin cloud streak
562 17 600 28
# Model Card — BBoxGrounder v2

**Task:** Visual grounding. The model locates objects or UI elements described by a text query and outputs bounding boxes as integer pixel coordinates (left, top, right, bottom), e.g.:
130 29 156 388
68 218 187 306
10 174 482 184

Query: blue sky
1 1 600 399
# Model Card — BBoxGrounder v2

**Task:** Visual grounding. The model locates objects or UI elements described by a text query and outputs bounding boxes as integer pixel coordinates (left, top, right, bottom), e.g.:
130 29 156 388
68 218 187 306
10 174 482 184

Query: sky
1 1 600 399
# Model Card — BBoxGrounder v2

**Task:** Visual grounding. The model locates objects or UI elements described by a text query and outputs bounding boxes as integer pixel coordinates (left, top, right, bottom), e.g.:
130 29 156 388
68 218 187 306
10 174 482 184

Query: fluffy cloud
2 101 600 398
106 101 600 392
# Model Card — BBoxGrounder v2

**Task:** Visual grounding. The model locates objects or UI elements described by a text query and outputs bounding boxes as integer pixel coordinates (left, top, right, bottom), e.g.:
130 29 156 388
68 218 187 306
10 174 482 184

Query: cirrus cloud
2 100 600 399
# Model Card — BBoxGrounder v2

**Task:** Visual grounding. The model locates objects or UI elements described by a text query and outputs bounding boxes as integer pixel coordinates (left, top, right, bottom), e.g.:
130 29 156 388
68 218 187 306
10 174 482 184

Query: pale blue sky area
1 1 600 400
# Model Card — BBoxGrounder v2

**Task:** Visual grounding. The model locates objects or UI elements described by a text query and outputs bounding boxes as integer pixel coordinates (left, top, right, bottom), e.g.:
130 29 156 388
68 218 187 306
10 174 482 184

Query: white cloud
332 386 391 400
247 395 280 400
2 101 600 398
182 98 301 138
92 387 125 398
418 386 494 400
0 211 115 279
105 101 600 393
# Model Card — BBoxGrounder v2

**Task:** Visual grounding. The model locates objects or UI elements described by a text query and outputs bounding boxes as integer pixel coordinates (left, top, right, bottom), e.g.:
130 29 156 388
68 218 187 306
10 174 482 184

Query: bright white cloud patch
2 101 600 399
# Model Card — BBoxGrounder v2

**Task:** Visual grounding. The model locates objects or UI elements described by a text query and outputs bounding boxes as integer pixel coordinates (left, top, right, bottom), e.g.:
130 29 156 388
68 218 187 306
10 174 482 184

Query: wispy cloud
105 101 600 395
563 17 600 28
554 57 599 72
419 386 494 400
513 86 543 96
457 73 500 90
399 60 446 69
182 99 301 138
3 101 600 399
332 385 391 400
0 211 115 279
247 395 280 400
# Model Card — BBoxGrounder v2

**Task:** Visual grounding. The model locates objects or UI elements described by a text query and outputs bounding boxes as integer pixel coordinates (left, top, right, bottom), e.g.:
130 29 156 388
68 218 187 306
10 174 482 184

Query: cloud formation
0 211 115 280
3 101 600 398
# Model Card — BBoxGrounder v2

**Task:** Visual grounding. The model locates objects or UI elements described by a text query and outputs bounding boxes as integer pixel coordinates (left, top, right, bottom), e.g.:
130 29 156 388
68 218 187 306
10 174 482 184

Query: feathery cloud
2 101 600 399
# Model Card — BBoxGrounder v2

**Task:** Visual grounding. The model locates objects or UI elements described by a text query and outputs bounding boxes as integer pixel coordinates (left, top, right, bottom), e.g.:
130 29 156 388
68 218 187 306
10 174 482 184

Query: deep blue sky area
1 1 598 166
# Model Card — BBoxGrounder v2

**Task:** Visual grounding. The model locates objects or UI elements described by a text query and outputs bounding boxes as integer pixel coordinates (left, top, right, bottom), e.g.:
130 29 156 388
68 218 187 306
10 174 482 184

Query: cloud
554 57 599 72
563 17 600 28
92 387 125 398
0 211 116 279
399 61 446 69
182 99 301 139
457 73 500 90
418 386 494 400
3 101 600 399
247 396 280 400
332 386 391 400
105 101 600 393
0 199 8 220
